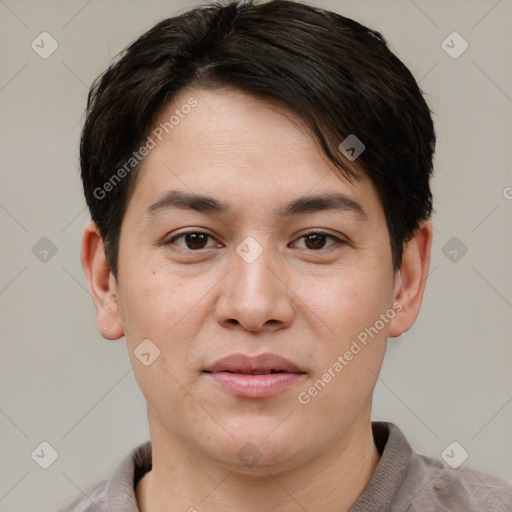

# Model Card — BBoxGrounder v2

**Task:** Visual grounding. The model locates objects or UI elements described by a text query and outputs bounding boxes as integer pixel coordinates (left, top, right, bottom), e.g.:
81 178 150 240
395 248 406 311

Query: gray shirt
57 421 512 511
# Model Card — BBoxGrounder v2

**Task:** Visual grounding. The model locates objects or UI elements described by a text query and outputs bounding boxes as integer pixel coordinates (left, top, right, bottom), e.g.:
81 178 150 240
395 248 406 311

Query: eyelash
164 230 346 253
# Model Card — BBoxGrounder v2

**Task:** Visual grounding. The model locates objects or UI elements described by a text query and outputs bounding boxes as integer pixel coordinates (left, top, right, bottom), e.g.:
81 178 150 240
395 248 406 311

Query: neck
136 412 380 512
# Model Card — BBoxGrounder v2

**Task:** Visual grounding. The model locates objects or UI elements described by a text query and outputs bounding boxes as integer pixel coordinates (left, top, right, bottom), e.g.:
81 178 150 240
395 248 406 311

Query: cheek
296 263 392 339
119 270 201 415
295 260 393 402
119 259 192 335
119 264 216 374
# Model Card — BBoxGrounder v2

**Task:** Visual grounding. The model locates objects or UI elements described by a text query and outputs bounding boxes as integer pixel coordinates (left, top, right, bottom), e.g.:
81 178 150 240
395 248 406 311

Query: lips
203 353 307 398
203 353 305 375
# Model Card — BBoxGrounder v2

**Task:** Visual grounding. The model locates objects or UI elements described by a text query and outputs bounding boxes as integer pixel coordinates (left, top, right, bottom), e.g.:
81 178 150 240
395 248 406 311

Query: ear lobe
388 219 433 338
81 221 124 340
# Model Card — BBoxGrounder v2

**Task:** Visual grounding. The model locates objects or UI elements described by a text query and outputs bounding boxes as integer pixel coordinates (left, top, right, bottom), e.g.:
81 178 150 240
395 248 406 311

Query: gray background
0 0 511 510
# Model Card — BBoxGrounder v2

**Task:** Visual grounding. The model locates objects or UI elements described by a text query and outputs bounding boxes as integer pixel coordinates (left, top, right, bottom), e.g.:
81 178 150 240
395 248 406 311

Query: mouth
203 352 306 374
203 353 307 398
205 369 290 375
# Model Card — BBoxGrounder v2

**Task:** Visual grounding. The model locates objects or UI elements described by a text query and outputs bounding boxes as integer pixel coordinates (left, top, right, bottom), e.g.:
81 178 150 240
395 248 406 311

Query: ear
389 219 433 338
80 221 124 340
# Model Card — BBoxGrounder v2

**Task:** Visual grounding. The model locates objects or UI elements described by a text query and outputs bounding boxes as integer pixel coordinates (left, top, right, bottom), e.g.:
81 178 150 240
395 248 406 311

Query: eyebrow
144 190 368 222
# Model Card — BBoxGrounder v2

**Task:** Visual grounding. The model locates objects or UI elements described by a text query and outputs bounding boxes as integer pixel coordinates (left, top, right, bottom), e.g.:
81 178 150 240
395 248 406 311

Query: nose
214 236 295 333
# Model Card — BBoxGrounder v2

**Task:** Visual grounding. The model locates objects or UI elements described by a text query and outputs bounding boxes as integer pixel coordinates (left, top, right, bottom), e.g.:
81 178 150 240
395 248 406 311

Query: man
59 0 512 510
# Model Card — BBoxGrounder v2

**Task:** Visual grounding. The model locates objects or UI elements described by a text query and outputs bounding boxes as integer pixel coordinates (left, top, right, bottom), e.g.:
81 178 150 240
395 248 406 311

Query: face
98 87 412 473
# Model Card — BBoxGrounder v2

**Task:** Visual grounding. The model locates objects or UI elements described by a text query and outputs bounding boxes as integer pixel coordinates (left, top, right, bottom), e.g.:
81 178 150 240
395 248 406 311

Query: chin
209 426 306 475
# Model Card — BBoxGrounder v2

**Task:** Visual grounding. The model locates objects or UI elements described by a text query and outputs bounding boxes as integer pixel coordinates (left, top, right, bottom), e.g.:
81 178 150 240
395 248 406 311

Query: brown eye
292 231 344 251
183 233 209 250
304 233 328 250
166 232 219 250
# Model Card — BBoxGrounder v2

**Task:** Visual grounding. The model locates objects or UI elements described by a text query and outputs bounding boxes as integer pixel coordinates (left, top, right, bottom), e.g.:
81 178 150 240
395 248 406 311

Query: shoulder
56 480 108 512
55 441 151 512
396 451 512 512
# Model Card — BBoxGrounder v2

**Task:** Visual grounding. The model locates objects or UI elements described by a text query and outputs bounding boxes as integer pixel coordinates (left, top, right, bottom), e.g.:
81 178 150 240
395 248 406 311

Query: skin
81 87 432 512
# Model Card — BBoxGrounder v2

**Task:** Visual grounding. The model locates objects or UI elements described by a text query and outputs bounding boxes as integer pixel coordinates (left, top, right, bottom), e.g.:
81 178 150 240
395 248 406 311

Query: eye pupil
305 233 326 250
186 233 208 250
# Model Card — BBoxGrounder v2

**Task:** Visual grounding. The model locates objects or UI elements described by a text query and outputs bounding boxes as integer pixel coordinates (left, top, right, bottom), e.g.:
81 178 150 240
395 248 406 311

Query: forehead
129 87 383 222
